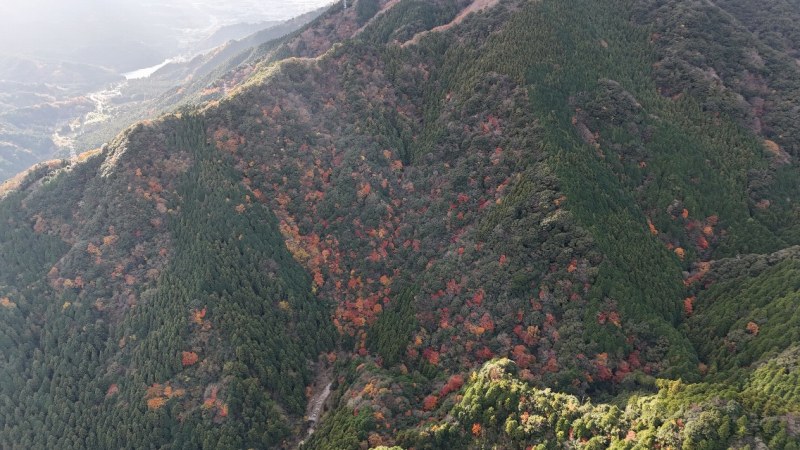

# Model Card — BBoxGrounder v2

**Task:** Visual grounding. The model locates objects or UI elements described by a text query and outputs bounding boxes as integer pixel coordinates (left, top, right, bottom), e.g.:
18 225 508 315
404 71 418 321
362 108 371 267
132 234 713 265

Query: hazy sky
0 0 333 69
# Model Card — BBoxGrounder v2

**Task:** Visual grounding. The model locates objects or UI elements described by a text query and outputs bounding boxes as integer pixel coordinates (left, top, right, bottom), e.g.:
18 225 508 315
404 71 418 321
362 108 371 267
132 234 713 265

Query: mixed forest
1 0 799 448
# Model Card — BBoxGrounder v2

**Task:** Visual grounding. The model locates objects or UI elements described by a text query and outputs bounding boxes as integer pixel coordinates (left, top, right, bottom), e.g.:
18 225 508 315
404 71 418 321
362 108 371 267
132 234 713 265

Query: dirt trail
403 0 500 47
307 381 332 425
354 0 403 35
296 364 333 448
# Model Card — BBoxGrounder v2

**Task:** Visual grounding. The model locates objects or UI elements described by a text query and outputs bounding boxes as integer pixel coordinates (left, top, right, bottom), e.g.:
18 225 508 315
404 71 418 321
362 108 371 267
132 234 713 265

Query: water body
123 58 177 80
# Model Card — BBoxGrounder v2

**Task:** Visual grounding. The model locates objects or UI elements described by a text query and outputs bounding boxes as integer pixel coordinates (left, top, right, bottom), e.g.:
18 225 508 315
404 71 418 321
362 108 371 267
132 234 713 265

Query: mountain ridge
1 0 799 448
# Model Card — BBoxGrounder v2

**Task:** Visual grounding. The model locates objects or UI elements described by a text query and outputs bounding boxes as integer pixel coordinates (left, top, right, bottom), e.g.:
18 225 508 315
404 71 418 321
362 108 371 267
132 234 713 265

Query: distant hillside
0 0 798 449
69 7 329 163
0 8 325 183
188 21 284 54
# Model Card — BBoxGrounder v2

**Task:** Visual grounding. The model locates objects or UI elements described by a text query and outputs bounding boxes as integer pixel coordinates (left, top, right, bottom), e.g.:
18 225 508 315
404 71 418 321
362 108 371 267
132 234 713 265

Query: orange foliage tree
472 423 482 437
683 297 695 316
147 397 167 410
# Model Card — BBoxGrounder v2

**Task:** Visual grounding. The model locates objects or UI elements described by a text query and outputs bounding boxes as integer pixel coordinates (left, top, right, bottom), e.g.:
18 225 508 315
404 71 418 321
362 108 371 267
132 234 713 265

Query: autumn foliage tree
182 351 199 367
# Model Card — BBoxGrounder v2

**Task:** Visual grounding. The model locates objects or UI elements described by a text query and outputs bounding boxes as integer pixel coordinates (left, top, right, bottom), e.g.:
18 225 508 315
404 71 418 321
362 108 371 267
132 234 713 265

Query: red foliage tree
423 348 440 365
422 394 438 411
512 345 534 369
595 353 612 381
475 346 494 360
181 351 199 367
478 313 495 332
544 356 558 373
471 289 485 306
440 374 465 397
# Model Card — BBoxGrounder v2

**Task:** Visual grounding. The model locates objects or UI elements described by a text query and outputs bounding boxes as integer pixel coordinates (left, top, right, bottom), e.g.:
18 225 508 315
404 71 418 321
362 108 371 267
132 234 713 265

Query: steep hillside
0 116 335 448
1 0 799 449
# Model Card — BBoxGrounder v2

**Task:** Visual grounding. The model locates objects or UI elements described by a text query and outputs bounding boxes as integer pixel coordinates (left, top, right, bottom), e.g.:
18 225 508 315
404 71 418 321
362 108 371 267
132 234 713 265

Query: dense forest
1 0 799 448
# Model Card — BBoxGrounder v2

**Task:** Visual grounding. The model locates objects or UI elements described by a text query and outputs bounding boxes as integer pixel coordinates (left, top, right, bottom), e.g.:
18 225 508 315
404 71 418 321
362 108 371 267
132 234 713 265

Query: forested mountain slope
1 0 799 449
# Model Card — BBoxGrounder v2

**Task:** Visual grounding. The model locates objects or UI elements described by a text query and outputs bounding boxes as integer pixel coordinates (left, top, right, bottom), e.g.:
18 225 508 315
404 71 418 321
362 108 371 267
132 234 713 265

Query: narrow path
402 0 500 47
307 381 332 426
296 365 333 448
